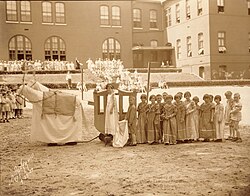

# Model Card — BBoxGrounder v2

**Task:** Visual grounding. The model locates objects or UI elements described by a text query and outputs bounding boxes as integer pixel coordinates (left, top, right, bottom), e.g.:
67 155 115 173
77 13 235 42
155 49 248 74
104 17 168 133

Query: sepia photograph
0 0 250 195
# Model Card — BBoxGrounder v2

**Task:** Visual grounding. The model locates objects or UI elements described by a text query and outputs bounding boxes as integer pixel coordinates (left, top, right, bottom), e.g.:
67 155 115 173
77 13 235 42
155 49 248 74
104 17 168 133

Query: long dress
162 103 177 144
199 102 215 139
147 103 157 144
154 103 161 142
184 100 197 140
126 104 137 145
105 93 119 136
137 102 148 143
214 103 225 140
193 104 200 139
174 101 186 141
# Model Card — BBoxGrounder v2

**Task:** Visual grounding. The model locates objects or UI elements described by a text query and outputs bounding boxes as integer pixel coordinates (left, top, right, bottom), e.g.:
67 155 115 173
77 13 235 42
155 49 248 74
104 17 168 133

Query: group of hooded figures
102 86 243 147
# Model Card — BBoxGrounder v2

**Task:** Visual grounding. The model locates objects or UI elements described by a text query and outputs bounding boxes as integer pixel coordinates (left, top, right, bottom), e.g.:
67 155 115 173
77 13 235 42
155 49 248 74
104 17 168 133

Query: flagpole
147 62 151 101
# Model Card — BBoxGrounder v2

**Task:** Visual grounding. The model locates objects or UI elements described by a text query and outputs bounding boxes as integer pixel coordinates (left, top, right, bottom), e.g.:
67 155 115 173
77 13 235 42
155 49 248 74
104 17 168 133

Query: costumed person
66 71 72 89
1 91 11 123
155 94 163 143
174 93 186 143
137 94 148 144
104 84 118 144
230 93 242 143
125 96 137 146
147 95 157 144
184 91 197 142
199 94 215 142
224 91 234 140
162 95 177 145
214 95 225 142
192 96 200 140
17 80 83 146
104 83 129 147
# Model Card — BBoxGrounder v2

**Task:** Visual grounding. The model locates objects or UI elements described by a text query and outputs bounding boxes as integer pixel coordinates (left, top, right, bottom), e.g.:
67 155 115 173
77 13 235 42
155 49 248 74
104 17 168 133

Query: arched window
44 36 66 60
21 1 31 22
102 38 121 60
8 35 32 60
100 5 109 25
55 2 65 23
133 9 141 28
111 6 121 26
42 1 52 23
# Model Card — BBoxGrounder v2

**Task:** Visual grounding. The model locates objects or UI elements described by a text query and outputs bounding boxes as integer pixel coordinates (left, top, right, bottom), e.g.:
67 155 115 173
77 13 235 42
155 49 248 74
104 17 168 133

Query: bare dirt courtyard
1 104 250 196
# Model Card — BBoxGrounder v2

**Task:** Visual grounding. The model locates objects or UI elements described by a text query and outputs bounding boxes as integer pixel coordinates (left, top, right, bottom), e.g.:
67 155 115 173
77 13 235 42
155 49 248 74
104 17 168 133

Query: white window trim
20 21 33 25
6 21 19 24
55 23 67 26
100 25 111 28
42 22 54 25
133 27 143 30
149 28 160 31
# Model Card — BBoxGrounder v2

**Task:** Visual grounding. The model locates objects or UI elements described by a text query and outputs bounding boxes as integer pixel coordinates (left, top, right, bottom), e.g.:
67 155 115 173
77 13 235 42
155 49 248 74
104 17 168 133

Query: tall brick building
0 0 249 79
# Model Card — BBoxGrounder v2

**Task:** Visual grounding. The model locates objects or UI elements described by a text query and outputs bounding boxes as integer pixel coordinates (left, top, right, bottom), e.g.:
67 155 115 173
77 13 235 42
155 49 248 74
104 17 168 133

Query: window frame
197 0 203 16
100 5 110 26
111 6 121 26
217 0 225 13
165 8 171 27
55 2 66 24
8 35 32 61
187 36 192 57
198 33 204 55
218 31 226 53
176 4 180 23
133 8 142 28
20 1 31 22
176 39 181 59
44 36 66 61
6 1 18 22
42 1 53 23
149 9 157 29
102 38 121 60
186 0 191 20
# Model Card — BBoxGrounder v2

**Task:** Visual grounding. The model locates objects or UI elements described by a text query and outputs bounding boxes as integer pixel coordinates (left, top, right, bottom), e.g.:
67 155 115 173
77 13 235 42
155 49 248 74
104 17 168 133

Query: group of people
88 58 147 93
0 60 76 72
0 85 25 123
104 86 243 147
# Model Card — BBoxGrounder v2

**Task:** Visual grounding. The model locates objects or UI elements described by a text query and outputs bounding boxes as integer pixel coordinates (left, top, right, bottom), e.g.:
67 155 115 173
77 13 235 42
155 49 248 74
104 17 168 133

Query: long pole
146 62 151 101
81 63 84 100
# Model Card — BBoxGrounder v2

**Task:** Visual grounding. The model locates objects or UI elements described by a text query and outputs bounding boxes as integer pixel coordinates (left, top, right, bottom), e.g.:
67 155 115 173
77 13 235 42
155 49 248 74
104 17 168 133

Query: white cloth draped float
113 120 129 148
19 82 83 144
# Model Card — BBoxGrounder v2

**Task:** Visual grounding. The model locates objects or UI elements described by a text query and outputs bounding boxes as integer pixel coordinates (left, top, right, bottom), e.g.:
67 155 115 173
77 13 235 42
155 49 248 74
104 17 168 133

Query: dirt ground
1 105 250 196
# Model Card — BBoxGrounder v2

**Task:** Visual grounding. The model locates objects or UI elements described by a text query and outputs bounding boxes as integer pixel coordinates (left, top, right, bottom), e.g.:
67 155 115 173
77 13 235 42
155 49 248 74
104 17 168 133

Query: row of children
125 90 242 146
0 86 25 123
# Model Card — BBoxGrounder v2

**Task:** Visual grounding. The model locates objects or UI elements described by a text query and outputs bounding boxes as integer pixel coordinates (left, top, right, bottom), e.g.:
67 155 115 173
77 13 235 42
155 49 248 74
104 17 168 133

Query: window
248 1 250 15
217 0 224 13
100 5 109 25
20 1 31 22
102 38 121 60
42 1 52 23
176 4 180 23
219 65 227 79
176 39 181 59
198 33 204 55
111 6 121 26
187 36 192 57
55 2 65 23
150 10 157 28
133 9 141 28
150 40 158 47
44 36 66 60
199 66 205 78
6 1 17 21
197 0 203 16
8 35 32 60
186 0 191 20
248 33 250 52
165 8 171 27
218 32 226 53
